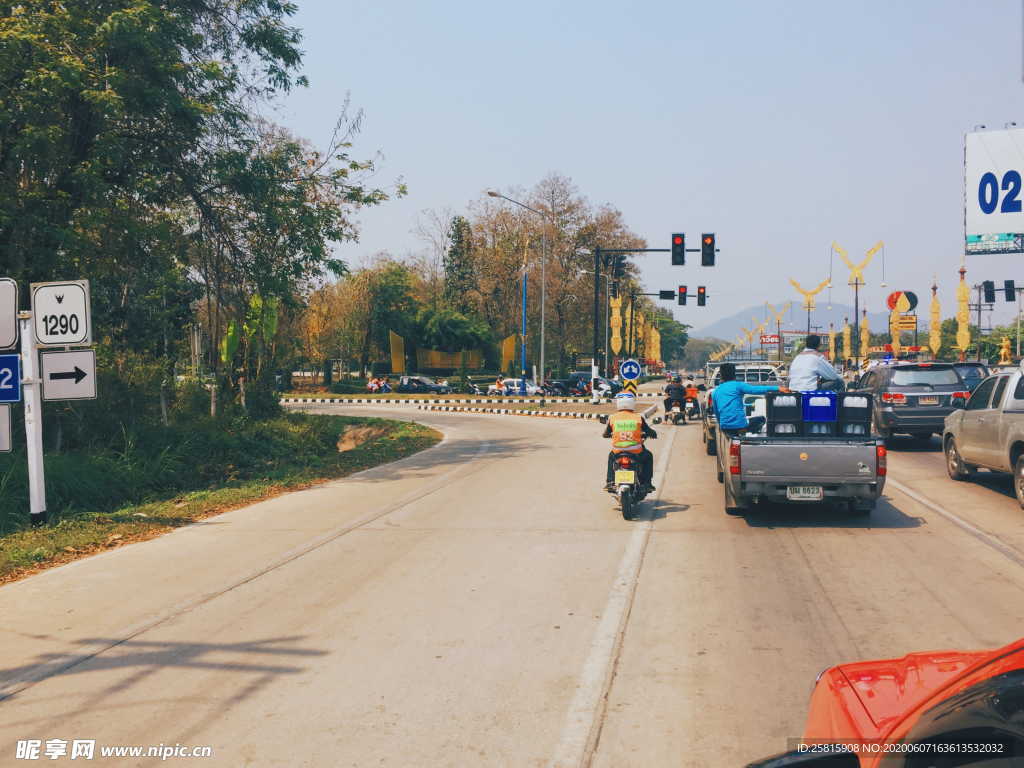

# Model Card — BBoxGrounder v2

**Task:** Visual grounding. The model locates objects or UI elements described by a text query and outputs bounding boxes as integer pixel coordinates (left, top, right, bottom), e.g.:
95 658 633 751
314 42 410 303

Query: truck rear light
951 391 970 400
729 440 741 475
880 392 906 405
876 445 887 476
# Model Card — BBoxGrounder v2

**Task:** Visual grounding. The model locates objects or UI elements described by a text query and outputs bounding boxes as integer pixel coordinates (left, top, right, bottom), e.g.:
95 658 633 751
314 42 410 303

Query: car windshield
417 376 436 385
890 367 959 387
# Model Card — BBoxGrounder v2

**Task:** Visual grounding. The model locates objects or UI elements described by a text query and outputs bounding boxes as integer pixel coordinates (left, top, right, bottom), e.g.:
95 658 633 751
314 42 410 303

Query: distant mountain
693 302 892 342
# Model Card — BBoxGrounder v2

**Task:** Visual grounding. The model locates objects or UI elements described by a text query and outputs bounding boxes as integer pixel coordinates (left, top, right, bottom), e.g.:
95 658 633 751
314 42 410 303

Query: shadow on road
964 471 1016 500
741 496 923 529
0 635 325 702
883 435 941 453
336 435 534 485
643 500 691 521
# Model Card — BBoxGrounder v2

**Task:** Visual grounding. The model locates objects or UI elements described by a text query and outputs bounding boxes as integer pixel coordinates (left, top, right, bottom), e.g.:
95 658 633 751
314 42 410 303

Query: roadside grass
0 414 440 583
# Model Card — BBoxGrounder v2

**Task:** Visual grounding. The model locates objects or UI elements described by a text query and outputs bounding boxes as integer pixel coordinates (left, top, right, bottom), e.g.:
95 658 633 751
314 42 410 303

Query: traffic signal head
697 286 707 306
701 233 716 266
678 285 687 306
983 280 996 303
610 282 619 299
1006 279 1017 302
612 254 627 279
671 234 685 266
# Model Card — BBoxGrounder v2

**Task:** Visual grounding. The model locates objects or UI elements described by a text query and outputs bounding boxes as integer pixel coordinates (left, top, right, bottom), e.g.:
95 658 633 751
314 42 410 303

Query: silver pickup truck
943 366 1024 507
713 396 887 516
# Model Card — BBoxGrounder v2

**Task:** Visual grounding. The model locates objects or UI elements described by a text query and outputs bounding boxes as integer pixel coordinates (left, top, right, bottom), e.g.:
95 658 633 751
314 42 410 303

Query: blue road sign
619 359 642 381
0 354 20 403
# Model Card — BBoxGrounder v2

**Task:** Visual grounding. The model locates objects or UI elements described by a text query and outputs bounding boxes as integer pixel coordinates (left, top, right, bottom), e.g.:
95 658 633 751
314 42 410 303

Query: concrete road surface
1 409 1023 767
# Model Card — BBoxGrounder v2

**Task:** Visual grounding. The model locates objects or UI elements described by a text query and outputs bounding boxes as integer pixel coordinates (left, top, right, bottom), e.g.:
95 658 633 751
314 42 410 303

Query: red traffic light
703 236 712 245
673 235 683 245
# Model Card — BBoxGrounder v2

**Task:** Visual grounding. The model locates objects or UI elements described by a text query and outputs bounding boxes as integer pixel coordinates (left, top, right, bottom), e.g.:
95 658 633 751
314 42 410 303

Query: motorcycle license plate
614 470 636 484
672 407 681 412
786 485 823 501
918 396 938 406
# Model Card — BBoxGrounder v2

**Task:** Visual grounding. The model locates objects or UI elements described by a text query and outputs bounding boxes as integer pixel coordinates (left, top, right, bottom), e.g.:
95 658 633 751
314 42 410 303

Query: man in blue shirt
711 363 789 436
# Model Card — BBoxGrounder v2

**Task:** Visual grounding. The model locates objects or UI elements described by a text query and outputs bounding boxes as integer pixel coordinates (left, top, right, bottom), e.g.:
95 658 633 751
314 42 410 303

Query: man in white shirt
788 334 844 391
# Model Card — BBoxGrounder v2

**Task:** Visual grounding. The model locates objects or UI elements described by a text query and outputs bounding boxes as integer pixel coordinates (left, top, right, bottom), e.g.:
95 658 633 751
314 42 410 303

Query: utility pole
593 247 601 378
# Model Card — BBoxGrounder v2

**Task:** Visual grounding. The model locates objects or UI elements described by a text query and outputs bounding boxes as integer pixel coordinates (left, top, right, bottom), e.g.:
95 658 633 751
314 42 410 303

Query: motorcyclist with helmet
603 393 657 492
663 376 687 414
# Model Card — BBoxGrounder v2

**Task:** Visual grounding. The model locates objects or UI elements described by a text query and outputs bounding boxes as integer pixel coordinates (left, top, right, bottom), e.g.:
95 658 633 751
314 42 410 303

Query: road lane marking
888 478 1024 569
548 416 676 768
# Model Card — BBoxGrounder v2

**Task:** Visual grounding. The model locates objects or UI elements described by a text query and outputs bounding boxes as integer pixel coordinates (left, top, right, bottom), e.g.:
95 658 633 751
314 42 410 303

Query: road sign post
31 280 91 347
0 404 10 453
40 350 96 401
619 358 641 396
19 313 46 526
0 278 17 349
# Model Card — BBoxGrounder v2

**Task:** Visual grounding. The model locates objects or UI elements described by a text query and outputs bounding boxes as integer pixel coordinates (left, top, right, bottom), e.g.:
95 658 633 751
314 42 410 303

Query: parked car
395 375 450 394
944 366 1024 507
746 636 1024 767
953 361 990 392
487 378 542 396
852 361 968 441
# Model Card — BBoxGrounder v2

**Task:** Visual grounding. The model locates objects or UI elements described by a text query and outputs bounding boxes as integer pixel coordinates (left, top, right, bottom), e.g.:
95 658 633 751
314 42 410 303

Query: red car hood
837 637 1024 734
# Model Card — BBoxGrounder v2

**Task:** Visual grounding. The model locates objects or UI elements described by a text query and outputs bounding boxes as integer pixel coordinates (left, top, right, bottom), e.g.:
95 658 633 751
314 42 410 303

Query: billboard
965 128 1024 253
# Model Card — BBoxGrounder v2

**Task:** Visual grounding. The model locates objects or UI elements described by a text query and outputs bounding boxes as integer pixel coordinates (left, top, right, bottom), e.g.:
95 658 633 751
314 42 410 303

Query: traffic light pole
593 247 601 381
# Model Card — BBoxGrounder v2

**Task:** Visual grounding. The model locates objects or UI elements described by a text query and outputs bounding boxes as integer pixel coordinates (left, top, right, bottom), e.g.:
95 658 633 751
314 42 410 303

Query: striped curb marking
280 394 659 406
415 405 603 420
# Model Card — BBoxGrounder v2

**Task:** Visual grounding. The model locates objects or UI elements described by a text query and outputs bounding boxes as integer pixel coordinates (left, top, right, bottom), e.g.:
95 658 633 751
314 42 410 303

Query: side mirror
745 748 858 768
951 396 967 409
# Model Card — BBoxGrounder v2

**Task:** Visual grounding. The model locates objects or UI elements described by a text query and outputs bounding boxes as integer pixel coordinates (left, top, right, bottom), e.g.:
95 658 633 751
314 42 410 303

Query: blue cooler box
802 391 838 423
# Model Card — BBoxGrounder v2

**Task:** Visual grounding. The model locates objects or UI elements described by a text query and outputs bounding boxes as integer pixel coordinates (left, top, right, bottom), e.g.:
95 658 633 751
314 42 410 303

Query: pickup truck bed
716 433 886 514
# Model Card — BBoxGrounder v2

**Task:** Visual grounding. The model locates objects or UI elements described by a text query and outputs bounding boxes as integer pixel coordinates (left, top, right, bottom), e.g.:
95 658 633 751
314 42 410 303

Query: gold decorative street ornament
836 240 883 285
789 277 830 311
929 282 941 357
860 310 870 360
956 265 971 358
1000 336 1013 365
889 306 902 357
842 318 852 363
610 296 623 355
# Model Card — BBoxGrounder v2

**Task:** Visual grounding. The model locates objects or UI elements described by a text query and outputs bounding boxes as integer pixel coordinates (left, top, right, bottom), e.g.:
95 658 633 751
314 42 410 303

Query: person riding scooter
603 393 657 492
663 376 687 414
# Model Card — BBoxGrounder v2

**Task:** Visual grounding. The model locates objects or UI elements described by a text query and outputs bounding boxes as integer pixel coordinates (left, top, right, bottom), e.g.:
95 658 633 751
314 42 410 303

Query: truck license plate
786 485 823 501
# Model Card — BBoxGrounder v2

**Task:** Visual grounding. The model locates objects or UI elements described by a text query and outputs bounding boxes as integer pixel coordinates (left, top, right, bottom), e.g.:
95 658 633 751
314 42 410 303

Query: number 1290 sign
31 280 91 346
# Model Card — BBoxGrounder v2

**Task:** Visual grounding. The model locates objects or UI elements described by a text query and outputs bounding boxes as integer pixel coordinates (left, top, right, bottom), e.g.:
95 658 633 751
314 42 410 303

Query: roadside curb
280 395 659 406
415 405 602 420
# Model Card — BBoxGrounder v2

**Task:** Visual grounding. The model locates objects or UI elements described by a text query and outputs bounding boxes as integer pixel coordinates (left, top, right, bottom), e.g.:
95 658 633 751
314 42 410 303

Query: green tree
414 307 491 353
443 216 475 311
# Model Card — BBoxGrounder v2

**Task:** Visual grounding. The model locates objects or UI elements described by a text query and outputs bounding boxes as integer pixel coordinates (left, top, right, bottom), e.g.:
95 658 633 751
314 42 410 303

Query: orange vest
685 386 699 399
608 412 643 453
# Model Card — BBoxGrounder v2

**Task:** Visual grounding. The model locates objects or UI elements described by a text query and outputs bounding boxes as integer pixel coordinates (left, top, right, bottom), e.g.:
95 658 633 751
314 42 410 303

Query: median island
0 412 441 583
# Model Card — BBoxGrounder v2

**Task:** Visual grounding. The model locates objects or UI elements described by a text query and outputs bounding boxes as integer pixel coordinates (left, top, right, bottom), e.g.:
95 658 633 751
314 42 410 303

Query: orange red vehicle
748 636 1024 767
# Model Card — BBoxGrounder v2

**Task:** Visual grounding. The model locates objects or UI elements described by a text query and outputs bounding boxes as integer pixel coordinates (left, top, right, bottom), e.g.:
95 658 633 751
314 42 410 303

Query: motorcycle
684 396 700 421
606 436 656 520
667 400 685 425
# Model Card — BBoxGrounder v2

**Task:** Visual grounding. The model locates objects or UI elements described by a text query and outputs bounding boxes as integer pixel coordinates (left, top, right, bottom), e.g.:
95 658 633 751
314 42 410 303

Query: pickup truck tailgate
739 438 881 484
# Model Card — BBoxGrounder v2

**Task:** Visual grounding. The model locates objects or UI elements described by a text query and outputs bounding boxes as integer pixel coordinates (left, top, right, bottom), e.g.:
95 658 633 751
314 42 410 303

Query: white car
487 378 541 396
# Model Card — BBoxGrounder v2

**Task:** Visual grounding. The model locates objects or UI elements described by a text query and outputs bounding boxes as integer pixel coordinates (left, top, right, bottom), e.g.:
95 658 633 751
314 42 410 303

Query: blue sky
280 0 1024 333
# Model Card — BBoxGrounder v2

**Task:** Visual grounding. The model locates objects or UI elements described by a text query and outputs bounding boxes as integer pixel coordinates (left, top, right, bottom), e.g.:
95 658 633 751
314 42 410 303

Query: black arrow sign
49 366 87 385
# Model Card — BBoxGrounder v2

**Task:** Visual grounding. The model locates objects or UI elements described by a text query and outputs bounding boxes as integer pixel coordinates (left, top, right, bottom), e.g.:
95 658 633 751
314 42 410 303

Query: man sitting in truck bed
712 362 788 436
788 334 844 392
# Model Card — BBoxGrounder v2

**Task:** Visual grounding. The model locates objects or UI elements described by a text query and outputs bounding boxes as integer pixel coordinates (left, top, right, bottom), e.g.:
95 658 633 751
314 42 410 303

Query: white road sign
40 349 97 401
965 128 1024 247
31 280 91 346
0 404 9 453
0 278 16 349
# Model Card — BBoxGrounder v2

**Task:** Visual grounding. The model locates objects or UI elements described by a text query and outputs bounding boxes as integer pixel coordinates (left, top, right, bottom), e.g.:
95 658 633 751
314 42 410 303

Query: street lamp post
487 190 549 389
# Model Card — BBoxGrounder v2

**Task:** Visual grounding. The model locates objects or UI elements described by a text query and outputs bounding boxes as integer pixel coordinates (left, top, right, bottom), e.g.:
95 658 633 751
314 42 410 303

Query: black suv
854 362 968 441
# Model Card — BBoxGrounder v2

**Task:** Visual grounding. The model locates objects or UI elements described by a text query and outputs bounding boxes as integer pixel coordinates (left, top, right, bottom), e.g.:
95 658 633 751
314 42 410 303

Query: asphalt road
1 408 1023 767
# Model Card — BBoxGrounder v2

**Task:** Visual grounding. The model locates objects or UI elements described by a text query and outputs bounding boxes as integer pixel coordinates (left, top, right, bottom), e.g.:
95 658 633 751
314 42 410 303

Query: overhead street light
486 190 551 391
